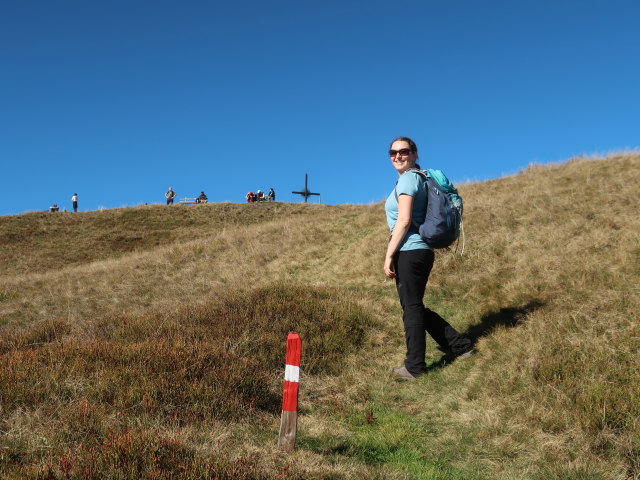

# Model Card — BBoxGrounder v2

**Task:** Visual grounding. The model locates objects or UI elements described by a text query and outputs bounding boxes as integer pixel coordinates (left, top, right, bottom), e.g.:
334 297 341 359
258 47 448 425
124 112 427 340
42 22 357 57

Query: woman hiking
384 136 474 380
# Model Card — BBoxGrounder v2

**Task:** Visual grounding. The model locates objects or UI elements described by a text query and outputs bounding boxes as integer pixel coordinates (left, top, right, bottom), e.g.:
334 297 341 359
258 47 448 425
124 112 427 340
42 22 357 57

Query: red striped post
278 332 301 451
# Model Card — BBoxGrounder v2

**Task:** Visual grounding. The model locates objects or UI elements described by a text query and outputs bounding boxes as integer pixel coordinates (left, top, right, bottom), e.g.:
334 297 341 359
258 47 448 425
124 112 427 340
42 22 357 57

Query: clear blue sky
2 0 639 215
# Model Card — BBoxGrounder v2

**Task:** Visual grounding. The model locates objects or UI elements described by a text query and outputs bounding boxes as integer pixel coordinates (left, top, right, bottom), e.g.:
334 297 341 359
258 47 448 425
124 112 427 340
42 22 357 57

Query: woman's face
389 140 417 174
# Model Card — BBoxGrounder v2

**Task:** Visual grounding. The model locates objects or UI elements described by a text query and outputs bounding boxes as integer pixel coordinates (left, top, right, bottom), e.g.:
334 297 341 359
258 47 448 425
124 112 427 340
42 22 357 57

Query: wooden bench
178 198 208 205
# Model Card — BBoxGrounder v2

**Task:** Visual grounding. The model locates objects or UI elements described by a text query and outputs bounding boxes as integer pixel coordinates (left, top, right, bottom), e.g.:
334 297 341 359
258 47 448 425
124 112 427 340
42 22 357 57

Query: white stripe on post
284 364 300 382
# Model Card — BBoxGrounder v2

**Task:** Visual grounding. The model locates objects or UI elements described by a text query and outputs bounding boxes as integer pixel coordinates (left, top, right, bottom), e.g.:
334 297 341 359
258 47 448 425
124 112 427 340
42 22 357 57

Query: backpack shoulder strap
393 169 429 230
394 169 428 200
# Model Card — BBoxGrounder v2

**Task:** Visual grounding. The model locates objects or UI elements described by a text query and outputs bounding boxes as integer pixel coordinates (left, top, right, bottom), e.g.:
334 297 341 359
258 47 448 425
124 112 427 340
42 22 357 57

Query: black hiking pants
394 249 472 375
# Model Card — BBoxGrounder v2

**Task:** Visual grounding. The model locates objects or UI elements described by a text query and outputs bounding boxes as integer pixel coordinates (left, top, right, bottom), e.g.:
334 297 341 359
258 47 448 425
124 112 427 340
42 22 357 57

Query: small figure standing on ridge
267 188 276 202
71 193 78 212
165 187 176 205
196 191 208 204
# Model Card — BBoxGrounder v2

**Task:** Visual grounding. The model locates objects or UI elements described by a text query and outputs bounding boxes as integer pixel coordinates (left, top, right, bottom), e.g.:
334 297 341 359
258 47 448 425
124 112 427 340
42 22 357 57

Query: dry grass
0 202 383 327
1 153 639 479
0 285 375 479
0 202 316 276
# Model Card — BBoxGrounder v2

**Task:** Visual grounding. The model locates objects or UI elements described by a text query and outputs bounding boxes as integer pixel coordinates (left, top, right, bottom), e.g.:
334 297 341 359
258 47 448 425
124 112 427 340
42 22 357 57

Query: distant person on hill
267 188 275 201
165 187 176 205
196 191 208 204
246 191 256 203
71 193 78 212
384 136 473 381
49 203 59 212
256 190 264 201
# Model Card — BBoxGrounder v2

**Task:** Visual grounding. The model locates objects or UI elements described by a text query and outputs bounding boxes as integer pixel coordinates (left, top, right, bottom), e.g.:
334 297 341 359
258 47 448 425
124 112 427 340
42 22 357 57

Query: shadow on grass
300 435 425 466
465 298 545 342
428 298 545 371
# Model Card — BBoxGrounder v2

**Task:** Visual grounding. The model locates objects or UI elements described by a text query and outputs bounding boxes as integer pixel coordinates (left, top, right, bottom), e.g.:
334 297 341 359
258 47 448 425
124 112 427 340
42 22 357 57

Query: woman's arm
384 193 414 278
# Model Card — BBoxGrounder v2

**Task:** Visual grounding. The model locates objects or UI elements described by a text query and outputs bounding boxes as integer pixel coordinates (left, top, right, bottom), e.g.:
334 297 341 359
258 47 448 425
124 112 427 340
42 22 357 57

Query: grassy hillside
1 153 638 479
0 202 333 276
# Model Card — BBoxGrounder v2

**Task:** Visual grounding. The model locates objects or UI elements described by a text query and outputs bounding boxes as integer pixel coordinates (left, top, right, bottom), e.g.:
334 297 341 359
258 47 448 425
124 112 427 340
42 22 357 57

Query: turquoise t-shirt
384 171 430 251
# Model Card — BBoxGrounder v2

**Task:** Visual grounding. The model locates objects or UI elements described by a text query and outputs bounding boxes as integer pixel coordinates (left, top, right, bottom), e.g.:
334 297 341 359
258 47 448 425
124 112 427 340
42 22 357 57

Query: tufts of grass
11 427 296 480
0 284 373 479
0 317 71 352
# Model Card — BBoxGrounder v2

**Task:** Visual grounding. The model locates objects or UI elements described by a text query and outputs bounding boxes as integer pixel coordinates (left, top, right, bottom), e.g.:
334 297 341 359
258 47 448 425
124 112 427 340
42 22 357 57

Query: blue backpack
396 168 464 250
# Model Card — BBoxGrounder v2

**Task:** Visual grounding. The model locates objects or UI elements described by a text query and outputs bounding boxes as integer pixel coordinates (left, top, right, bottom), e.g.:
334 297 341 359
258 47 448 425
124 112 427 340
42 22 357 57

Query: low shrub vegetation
0 285 373 479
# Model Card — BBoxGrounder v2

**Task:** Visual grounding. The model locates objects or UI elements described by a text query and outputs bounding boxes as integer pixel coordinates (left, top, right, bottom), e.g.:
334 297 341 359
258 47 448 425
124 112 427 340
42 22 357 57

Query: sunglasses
389 148 413 157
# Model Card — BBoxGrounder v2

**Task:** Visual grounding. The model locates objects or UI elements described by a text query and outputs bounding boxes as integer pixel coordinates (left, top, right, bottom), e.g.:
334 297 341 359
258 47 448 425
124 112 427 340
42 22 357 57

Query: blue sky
1 0 639 215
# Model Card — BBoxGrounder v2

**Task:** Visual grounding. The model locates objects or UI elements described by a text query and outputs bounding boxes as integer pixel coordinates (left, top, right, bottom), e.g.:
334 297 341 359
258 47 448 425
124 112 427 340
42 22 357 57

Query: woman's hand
384 256 396 278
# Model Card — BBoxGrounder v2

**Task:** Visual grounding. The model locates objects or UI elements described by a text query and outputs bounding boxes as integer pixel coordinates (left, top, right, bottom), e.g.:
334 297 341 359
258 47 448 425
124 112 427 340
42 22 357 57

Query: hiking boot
437 348 475 366
456 348 475 359
392 366 417 381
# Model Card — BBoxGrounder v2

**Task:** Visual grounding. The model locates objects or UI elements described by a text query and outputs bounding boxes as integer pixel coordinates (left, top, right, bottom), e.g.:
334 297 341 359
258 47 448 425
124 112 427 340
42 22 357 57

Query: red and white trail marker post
279 332 301 451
